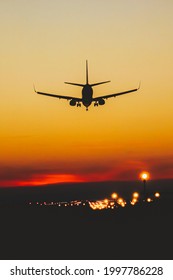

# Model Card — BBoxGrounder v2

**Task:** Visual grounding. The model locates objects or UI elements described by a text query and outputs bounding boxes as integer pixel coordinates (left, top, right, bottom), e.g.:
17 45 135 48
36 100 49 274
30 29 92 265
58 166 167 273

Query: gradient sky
1 0 173 187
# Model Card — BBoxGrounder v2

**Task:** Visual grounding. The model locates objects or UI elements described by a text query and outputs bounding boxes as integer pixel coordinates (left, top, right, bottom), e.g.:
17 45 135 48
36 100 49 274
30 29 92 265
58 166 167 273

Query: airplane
34 60 140 111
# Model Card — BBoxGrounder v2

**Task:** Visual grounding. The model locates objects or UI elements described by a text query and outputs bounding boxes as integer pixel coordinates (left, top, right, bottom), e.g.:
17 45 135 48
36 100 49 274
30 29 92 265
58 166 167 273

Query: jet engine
69 99 76 106
98 98 105 105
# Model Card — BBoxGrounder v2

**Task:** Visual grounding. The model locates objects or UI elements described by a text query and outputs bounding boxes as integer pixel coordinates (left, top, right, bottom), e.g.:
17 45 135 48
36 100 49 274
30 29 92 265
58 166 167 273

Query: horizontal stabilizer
90 81 111 87
64 82 84 87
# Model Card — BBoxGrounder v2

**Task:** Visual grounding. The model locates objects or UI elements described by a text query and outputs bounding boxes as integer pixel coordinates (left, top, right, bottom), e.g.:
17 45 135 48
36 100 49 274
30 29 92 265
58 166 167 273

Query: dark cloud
146 157 173 179
0 161 110 183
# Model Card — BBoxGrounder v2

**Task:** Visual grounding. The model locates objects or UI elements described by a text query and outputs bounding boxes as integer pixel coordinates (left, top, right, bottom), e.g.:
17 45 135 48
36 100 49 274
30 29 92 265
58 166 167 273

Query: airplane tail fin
86 60 89 84
64 60 89 86
65 60 110 87
86 60 110 86
64 61 88 87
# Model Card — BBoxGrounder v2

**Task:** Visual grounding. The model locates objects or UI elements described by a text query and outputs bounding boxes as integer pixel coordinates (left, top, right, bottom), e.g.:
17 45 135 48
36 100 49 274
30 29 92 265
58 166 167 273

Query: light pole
140 172 149 202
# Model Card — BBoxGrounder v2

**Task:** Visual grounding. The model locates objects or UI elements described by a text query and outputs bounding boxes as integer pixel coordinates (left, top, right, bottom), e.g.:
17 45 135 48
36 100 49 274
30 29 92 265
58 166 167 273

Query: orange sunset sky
1 0 173 187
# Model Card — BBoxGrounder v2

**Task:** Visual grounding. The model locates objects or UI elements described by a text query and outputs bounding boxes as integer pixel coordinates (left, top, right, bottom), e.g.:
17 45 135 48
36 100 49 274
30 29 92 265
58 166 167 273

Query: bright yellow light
147 198 152 202
142 174 147 179
140 171 150 180
121 203 125 207
111 192 118 199
133 192 139 198
131 197 138 205
155 192 160 198
89 200 109 210
117 198 123 204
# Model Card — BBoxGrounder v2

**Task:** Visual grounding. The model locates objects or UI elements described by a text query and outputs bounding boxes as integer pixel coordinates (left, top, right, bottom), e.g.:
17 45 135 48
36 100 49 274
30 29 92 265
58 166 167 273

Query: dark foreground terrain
0 198 173 260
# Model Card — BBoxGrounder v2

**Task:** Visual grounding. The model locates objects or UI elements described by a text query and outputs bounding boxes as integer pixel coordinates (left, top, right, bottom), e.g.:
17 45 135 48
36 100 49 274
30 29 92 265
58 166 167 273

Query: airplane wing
34 88 82 102
92 85 140 101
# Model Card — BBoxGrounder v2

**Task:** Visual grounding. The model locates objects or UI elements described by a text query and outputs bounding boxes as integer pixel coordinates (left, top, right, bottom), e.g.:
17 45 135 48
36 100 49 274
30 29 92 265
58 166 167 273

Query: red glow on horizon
0 174 85 188
18 174 86 186
0 170 173 188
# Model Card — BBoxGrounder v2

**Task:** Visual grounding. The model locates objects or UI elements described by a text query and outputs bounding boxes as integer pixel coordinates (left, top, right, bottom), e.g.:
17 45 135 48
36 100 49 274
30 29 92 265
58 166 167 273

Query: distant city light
28 186 161 210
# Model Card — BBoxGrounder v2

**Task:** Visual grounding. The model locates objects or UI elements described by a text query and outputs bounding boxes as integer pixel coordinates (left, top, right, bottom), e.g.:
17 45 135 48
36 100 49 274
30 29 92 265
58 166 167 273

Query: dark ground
0 180 173 260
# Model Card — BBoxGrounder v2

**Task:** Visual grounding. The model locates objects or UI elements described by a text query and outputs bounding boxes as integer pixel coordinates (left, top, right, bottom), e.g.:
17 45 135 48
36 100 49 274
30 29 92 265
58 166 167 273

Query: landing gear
86 107 88 111
77 103 81 107
94 102 98 107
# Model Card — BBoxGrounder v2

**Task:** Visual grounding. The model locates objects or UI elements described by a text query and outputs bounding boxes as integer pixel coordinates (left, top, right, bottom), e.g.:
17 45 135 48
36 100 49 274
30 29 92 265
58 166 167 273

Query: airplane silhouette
34 60 140 111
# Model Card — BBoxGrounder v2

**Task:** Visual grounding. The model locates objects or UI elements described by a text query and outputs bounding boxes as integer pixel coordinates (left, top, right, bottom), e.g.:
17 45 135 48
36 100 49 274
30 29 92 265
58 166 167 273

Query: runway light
131 197 138 205
111 192 118 199
155 192 160 198
147 198 152 203
117 198 123 204
133 192 139 198
89 199 109 210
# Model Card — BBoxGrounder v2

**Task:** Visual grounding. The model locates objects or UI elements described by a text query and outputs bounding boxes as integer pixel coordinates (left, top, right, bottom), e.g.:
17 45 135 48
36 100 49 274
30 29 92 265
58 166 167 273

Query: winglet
138 81 141 90
33 84 37 93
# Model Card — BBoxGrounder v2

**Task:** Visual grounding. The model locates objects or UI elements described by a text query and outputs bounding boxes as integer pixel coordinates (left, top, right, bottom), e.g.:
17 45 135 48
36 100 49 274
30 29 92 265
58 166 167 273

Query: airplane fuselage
82 84 93 108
